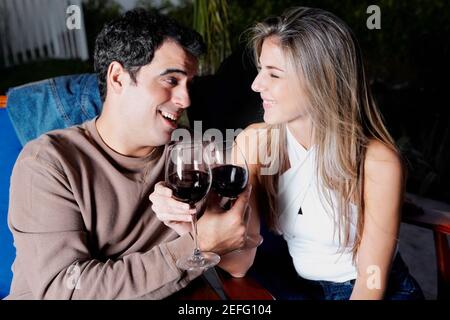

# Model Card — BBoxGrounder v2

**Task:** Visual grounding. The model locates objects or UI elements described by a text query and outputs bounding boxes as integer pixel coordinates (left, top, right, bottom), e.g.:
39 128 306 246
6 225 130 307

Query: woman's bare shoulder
235 122 268 144
235 122 268 174
365 139 402 165
364 139 403 182
362 140 404 228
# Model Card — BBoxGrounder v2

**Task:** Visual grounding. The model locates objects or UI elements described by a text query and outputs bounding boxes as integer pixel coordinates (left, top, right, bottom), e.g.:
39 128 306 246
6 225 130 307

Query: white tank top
278 126 358 282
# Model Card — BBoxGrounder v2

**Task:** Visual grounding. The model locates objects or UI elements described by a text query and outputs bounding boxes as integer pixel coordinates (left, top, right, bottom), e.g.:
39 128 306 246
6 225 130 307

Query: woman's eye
270 74 280 79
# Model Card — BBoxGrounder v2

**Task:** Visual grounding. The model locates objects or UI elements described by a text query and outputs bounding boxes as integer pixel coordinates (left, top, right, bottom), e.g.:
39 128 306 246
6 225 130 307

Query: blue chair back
0 108 22 298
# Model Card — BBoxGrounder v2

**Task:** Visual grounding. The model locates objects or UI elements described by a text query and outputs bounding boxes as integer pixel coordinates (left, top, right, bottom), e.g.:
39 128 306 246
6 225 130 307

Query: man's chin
153 130 173 147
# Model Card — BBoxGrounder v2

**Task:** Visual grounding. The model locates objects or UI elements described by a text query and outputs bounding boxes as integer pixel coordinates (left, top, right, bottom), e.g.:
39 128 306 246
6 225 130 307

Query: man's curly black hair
94 8 205 101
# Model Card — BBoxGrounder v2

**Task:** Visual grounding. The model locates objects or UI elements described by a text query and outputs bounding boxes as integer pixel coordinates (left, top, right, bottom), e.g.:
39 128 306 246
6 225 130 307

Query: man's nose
172 86 191 108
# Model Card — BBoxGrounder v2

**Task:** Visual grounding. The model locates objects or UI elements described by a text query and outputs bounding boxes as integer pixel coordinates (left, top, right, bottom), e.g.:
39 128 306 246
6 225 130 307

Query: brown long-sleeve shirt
6 118 200 299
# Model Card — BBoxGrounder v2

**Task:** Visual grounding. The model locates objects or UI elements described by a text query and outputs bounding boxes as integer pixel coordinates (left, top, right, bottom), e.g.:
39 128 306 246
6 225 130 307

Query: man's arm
8 157 201 299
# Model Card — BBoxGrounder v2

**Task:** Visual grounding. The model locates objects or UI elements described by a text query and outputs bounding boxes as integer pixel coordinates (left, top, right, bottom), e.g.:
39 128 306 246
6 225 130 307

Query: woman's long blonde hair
250 7 399 258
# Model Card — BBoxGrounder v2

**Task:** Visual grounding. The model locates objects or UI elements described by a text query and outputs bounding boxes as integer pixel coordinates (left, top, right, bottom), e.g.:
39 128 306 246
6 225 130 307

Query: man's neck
95 107 155 158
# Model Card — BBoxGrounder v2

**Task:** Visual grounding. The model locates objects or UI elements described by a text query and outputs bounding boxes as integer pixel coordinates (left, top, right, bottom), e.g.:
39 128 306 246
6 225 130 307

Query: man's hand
197 185 252 255
149 182 196 235
150 181 252 255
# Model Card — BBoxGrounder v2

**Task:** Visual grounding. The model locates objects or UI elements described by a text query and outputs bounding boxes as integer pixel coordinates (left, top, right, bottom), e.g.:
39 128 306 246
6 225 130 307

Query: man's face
118 40 198 149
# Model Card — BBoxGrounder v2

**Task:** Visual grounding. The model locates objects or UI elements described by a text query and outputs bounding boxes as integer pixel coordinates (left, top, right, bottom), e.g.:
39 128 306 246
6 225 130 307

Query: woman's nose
251 73 264 93
252 77 261 92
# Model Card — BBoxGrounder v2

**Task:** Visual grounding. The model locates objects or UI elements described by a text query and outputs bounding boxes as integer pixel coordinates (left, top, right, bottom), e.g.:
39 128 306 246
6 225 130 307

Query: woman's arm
350 140 404 300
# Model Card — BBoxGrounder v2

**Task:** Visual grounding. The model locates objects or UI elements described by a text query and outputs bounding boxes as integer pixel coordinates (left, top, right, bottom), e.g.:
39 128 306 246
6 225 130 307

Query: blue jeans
302 254 424 300
253 253 424 300
6 73 101 146
249 229 424 300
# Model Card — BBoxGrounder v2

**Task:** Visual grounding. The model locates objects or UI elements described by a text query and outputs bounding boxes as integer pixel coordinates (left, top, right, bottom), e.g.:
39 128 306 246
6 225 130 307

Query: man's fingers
149 193 185 211
152 199 196 215
244 205 252 225
245 204 252 216
231 184 252 216
206 192 223 211
154 182 172 197
157 213 193 223
150 184 195 214
166 197 193 212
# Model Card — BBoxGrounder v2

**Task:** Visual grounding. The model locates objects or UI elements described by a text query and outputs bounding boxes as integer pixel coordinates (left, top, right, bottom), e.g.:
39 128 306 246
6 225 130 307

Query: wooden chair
402 194 450 299
0 95 6 108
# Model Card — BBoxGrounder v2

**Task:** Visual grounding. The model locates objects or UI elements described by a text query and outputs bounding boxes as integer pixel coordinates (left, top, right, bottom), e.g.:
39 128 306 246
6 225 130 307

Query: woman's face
251 36 309 125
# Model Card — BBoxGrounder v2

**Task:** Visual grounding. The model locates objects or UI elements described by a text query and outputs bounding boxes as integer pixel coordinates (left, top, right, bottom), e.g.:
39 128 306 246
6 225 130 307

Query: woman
150 7 424 300
237 6 423 300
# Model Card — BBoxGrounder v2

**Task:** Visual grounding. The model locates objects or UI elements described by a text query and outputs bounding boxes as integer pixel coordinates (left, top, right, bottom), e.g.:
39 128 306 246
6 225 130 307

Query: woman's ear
106 61 127 96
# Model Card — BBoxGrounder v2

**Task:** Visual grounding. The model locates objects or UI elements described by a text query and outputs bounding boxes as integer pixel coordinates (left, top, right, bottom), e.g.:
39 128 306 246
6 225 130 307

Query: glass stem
191 206 202 260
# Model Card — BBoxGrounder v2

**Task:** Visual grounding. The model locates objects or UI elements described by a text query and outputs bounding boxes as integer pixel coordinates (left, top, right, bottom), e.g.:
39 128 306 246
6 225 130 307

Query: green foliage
193 0 231 74
142 0 233 75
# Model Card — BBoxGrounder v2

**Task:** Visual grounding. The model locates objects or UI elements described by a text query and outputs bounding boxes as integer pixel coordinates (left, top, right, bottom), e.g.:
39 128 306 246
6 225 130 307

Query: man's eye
270 74 280 79
165 77 178 86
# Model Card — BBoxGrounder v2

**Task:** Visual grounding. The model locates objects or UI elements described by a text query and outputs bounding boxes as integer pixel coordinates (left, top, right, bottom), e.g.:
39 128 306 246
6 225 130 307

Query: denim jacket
6 73 102 146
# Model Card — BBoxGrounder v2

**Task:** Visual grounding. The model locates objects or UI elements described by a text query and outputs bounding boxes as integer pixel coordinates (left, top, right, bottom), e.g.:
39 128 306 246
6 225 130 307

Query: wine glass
165 141 220 270
206 139 263 250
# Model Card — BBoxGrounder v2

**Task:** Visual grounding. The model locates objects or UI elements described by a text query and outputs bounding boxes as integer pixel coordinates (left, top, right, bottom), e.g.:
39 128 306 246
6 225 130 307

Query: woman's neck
287 116 313 150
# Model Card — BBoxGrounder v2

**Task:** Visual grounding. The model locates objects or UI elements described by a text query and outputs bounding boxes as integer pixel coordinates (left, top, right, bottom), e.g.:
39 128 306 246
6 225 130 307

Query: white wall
0 0 89 67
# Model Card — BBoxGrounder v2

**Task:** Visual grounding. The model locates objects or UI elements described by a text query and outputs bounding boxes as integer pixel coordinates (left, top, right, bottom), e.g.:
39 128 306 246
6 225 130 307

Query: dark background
1 0 449 204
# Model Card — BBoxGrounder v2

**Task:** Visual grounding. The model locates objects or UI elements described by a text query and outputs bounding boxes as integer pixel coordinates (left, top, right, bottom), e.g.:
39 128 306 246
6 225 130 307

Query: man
6 9 252 300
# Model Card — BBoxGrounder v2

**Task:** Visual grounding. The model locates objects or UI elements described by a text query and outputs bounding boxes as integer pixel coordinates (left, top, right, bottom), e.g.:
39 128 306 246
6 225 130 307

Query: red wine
167 170 210 204
212 165 248 198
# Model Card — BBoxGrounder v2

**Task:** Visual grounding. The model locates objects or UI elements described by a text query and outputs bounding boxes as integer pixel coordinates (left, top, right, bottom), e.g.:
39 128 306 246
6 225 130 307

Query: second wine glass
207 139 263 250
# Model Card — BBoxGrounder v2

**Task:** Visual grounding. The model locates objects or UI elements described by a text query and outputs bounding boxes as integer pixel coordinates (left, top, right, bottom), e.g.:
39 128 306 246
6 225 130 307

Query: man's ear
106 61 128 95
